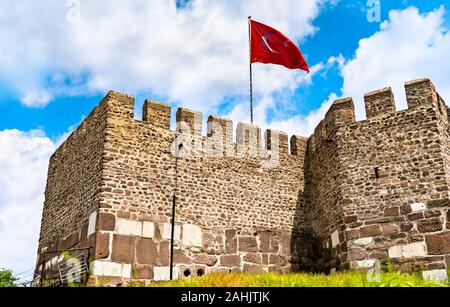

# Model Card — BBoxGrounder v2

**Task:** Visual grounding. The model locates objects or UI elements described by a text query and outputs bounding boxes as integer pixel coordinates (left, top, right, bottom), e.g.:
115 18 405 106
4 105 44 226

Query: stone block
90 260 131 278
402 242 427 258
243 264 264 273
388 245 402 258
94 232 110 259
142 222 155 238
133 265 154 279
384 207 399 217
359 225 382 237
410 203 427 212
136 238 158 265
238 236 258 252
225 229 237 253
220 255 240 267
182 224 203 247
243 253 262 264
417 218 443 233
193 254 218 266
97 212 115 231
116 219 142 236
111 234 136 263
382 224 399 235
425 231 450 255
331 230 340 247
154 267 178 281
159 241 170 266
161 223 181 240
259 232 270 253
174 250 192 264
353 237 373 246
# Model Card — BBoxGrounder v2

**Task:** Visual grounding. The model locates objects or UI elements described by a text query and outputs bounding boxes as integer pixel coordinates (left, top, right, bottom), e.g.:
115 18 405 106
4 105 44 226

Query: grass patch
150 271 448 287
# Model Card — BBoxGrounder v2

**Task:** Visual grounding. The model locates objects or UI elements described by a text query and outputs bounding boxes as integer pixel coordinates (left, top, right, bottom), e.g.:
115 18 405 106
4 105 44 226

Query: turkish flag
250 19 309 72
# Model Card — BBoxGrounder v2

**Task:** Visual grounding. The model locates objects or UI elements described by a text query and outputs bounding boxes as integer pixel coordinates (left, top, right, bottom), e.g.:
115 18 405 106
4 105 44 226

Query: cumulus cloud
340 6 450 119
0 0 325 113
0 130 56 277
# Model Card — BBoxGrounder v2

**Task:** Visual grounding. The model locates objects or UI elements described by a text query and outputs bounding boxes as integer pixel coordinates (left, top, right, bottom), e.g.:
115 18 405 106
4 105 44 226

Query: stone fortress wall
35 78 450 285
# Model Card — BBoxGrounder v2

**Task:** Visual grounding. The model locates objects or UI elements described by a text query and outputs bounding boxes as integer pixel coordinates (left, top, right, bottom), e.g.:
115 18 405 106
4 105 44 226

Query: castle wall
35 78 449 285
332 80 450 275
36 91 310 284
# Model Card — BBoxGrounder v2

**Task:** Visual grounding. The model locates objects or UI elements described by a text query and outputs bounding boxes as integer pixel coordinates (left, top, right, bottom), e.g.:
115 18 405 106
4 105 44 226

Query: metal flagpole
170 138 180 280
248 16 254 125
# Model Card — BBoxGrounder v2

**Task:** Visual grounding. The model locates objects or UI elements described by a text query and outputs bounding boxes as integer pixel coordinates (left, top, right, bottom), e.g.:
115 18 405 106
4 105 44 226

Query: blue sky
0 0 448 138
1 0 450 277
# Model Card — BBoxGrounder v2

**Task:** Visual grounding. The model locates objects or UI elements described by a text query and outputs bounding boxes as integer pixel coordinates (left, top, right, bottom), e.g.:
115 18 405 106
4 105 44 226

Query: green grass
150 271 448 287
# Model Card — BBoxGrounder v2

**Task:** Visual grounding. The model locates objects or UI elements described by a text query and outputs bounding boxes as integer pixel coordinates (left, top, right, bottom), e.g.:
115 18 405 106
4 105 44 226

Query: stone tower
35 78 449 285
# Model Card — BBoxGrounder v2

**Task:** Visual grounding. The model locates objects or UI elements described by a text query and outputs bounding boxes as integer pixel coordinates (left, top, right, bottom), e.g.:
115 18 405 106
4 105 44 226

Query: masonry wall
36 78 450 285
321 79 450 277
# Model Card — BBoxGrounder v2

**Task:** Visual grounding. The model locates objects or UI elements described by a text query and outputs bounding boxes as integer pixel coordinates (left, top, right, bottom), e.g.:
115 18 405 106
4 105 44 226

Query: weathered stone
136 238 158 265
93 232 110 259
225 230 237 253
132 265 153 279
425 231 450 255
111 235 136 263
243 253 262 264
400 222 414 232
346 229 360 240
243 264 264 273
182 224 202 247
192 254 218 266
159 241 170 266
407 212 424 221
359 225 382 237
115 219 142 236
427 198 450 208
238 236 258 252
382 224 399 235
220 255 240 267
173 250 192 264
142 222 155 238
259 232 271 253
384 207 400 217
353 237 373 246
417 218 443 233
348 248 367 261
97 212 116 231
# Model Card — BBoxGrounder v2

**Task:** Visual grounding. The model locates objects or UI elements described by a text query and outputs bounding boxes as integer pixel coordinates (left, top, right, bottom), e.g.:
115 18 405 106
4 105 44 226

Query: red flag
250 19 309 72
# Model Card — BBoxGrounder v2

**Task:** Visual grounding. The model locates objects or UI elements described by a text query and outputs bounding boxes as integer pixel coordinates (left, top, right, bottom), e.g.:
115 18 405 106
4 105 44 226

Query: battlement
309 78 448 152
52 92 308 164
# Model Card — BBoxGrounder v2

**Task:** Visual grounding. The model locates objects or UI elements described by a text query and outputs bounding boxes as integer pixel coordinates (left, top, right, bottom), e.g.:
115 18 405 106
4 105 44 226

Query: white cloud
0 0 325 113
0 130 56 278
340 6 450 119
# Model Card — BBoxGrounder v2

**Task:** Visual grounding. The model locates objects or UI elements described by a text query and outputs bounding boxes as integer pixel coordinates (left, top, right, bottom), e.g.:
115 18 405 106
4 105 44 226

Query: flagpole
248 16 253 125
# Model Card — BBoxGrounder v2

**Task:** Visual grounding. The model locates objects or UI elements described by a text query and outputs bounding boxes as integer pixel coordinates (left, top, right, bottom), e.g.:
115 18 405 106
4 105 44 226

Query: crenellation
176 107 202 136
405 78 439 110
142 99 171 130
236 122 262 156
265 129 289 155
290 135 307 157
325 97 355 127
37 77 450 285
364 87 396 119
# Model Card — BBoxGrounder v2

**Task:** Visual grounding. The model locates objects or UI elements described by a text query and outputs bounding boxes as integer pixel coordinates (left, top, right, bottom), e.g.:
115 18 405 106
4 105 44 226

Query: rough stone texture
37 79 450 284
